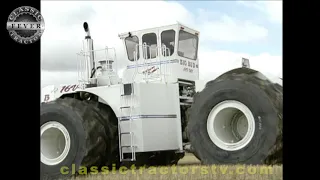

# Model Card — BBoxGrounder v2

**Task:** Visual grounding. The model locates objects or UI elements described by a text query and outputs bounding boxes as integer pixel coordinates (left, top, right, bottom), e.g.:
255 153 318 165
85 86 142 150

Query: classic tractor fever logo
6 6 45 44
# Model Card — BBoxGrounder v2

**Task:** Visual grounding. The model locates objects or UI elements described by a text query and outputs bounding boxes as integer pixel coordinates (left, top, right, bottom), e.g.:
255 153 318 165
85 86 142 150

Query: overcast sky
41 0 282 88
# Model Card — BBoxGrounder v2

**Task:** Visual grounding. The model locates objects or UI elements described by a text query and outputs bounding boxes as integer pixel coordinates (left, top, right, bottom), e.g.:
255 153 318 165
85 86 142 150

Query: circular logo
6 6 45 44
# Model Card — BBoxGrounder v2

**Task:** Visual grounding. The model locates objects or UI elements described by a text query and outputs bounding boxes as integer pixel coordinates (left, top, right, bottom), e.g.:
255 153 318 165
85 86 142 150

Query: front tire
40 98 118 180
187 73 282 165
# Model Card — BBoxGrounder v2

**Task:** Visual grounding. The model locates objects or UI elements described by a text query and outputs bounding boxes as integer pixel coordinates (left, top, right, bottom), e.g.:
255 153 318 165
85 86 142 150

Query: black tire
40 98 118 180
264 83 282 164
187 73 283 165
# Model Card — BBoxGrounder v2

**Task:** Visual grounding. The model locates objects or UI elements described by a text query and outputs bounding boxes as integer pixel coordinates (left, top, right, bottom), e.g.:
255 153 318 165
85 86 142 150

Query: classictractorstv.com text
60 164 273 175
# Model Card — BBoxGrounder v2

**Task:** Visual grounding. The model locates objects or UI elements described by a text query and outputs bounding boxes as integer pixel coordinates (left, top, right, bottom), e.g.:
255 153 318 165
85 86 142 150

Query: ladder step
121 94 132 96
121 158 136 162
179 96 193 100
180 102 192 106
121 145 137 148
120 132 132 135
119 117 131 121
120 106 131 109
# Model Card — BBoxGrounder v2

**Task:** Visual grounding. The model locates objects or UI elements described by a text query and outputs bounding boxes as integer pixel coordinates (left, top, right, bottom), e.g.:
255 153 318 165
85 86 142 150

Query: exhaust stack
242 58 250 68
82 22 95 84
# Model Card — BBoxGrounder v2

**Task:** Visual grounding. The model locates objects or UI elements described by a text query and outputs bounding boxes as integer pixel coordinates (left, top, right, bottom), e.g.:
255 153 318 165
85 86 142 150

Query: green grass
69 154 283 180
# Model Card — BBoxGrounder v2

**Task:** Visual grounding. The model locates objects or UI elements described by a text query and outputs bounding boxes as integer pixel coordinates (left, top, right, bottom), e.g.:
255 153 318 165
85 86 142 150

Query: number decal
60 86 66 93
60 84 79 93
64 85 72 92
71 85 78 91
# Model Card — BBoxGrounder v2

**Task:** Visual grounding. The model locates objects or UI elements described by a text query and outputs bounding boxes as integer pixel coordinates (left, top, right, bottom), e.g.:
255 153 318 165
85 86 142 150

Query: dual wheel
40 98 181 180
187 73 282 165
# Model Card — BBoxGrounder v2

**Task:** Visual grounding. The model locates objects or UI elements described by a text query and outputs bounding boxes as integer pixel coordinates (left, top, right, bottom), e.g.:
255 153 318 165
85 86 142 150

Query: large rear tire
40 98 118 180
187 73 282 165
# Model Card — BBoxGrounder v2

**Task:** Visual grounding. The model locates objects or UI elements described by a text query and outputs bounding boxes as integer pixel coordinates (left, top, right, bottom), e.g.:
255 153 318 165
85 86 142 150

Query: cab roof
118 22 199 39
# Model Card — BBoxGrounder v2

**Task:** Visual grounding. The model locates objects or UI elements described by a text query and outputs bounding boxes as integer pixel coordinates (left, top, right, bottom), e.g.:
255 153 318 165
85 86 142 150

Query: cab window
161 30 175 56
178 30 198 60
142 33 158 59
125 36 139 61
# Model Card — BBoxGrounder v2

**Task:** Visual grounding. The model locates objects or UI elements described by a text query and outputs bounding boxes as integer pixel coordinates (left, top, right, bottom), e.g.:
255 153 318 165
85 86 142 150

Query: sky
40 0 282 88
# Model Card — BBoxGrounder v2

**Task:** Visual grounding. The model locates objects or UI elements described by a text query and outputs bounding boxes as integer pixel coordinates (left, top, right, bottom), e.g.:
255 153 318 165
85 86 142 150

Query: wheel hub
206 100 255 151
231 112 248 141
41 121 71 166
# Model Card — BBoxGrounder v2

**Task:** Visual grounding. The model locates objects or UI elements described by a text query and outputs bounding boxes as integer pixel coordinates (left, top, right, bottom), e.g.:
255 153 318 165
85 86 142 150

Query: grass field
68 153 282 180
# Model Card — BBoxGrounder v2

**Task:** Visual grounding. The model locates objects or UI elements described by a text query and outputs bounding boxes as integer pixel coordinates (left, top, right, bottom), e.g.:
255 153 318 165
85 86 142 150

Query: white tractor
40 22 282 179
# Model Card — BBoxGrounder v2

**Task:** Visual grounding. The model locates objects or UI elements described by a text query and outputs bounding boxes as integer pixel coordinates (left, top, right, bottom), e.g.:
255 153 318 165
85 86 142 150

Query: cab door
157 24 180 79
138 28 161 79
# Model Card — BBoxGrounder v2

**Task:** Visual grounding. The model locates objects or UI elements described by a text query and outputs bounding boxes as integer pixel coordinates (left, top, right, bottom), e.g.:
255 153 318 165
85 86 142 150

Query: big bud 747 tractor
40 22 282 179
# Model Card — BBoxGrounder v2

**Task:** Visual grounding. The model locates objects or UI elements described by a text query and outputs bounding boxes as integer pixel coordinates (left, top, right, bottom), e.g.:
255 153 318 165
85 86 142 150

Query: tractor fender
41 83 80 103
63 85 121 117
42 84 121 117
75 86 121 117
195 67 282 92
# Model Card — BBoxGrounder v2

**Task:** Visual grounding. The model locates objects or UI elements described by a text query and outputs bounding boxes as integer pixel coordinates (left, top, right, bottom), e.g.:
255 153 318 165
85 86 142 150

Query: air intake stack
82 22 95 84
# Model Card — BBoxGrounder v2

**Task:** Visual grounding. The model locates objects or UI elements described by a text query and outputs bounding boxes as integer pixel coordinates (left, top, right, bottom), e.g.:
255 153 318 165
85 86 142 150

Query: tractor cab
119 23 200 84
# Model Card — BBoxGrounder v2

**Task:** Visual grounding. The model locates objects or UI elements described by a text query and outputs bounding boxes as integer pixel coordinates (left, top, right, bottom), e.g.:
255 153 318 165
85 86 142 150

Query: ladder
118 83 136 162
117 47 140 162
